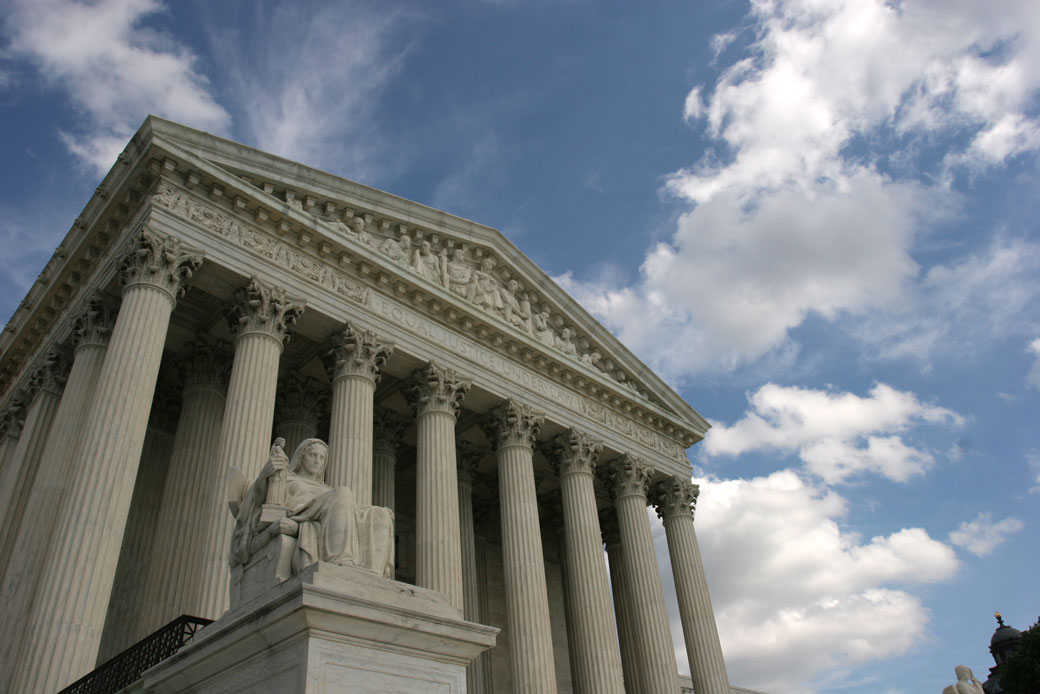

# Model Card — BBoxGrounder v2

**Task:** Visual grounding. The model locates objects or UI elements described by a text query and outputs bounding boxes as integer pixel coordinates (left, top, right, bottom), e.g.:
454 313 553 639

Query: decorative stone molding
372 406 406 456
548 428 602 477
652 477 700 521
225 278 305 343
481 399 544 451
456 440 486 487
275 373 327 425
119 228 203 300
322 322 394 383
604 454 652 500
28 348 71 397
72 293 119 349
405 362 470 417
176 335 232 390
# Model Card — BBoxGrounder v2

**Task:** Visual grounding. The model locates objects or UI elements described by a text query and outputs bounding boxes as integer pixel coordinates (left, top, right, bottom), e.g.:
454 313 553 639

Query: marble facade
0 117 730 694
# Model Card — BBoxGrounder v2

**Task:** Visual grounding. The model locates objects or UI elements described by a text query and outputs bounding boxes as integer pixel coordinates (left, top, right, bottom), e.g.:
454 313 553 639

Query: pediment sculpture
228 438 394 604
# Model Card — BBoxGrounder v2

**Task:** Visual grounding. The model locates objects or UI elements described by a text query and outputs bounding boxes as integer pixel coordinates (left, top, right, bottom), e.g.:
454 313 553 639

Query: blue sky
2 1 1038 692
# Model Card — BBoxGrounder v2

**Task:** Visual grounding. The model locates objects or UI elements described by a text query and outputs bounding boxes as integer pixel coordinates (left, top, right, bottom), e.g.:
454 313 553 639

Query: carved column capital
481 399 544 451
323 322 393 383
604 454 652 500
405 362 470 418
456 440 486 487
29 348 71 397
275 373 327 424
119 228 203 301
0 393 29 438
225 278 305 343
652 476 700 521
540 489 566 530
148 384 182 434
598 508 621 545
372 406 407 456
175 335 232 390
547 428 602 477
72 293 119 349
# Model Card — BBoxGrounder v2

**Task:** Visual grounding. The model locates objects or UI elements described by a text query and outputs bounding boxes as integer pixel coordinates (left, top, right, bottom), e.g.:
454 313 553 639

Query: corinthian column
604 455 680 694
275 373 326 454
405 362 469 610
0 350 69 573
11 230 202 694
549 430 625 694
323 322 393 502
212 279 303 613
600 511 643 694
140 335 231 634
372 406 406 512
481 400 557 693
653 478 730 694
456 441 489 694
0 295 115 690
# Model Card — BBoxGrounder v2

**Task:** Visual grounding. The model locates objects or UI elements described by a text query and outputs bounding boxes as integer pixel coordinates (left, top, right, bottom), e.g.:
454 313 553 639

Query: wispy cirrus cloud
1 0 230 174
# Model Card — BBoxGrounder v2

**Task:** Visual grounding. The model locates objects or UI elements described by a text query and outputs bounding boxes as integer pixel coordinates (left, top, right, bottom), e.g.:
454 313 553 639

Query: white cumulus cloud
1 0 231 174
948 512 1024 557
703 383 963 485
1027 339 1040 389
660 470 959 693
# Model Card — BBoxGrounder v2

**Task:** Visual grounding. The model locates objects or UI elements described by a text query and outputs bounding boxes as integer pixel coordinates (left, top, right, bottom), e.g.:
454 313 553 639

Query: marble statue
411 240 442 284
444 248 473 298
942 666 984 694
229 438 394 578
469 256 502 312
501 279 531 332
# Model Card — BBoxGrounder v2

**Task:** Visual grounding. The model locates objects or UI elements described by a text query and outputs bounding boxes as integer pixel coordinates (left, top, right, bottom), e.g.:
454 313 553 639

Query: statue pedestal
127 562 497 693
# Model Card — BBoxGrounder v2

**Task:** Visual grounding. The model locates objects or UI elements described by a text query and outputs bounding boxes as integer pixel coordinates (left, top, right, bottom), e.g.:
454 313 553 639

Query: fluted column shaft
0 296 112 690
655 479 730 694
551 431 625 694
0 352 68 573
211 279 303 619
141 338 230 634
372 407 405 513
609 456 681 694
483 400 557 694
457 442 489 694
325 323 392 503
11 230 202 694
603 519 644 694
407 363 469 610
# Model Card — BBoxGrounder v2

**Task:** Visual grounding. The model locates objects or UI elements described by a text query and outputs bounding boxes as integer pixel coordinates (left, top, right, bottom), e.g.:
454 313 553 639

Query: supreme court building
0 117 744 693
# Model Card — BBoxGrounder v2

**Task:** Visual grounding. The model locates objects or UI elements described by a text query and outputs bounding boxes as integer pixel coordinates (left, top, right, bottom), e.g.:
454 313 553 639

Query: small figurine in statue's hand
260 438 289 478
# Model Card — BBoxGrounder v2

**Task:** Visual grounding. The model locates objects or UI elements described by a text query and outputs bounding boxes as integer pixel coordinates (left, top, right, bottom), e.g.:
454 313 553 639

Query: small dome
990 613 1022 650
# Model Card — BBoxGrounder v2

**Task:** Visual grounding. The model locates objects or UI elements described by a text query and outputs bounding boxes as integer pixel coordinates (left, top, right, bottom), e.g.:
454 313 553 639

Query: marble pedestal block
127 562 498 694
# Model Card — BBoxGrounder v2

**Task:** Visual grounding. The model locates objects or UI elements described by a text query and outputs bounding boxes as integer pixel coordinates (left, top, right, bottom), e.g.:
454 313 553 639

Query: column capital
539 488 566 530
0 393 29 438
481 399 544 451
547 428 601 477
456 440 486 487
599 509 621 545
176 334 232 390
604 454 652 501
276 373 327 425
29 348 71 397
72 292 119 349
226 278 305 343
148 383 183 434
323 322 394 383
372 406 407 456
652 476 700 521
119 228 203 301
406 362 470 418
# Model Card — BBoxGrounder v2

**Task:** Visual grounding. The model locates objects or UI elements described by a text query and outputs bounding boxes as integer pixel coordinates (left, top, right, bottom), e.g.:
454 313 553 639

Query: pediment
143 117 708 443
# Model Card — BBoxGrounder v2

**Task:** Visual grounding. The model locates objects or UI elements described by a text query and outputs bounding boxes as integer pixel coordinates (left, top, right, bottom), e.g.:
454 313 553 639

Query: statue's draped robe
231 471 394 578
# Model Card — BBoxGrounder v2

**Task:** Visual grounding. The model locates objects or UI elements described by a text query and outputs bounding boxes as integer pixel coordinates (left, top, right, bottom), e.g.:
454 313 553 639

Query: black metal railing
58 615 212 694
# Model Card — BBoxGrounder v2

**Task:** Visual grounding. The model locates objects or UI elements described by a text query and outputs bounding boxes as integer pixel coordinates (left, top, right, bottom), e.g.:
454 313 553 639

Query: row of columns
0 225 728 694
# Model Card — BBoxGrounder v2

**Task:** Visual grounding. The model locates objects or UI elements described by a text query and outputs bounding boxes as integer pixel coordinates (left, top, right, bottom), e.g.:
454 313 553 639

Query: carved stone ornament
148 383 183 434
29 348 71 397
548 428 602 477
652 476 699 521
405 362 471 418
481 399 544 451
119 228 203 300
323 322 394 382
0 394 29 439
372 406 407 456
605 454 652 500
275 373 328 425
176 334 232 390
72 292 119 349
456 440 486 487
225 278 305 343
